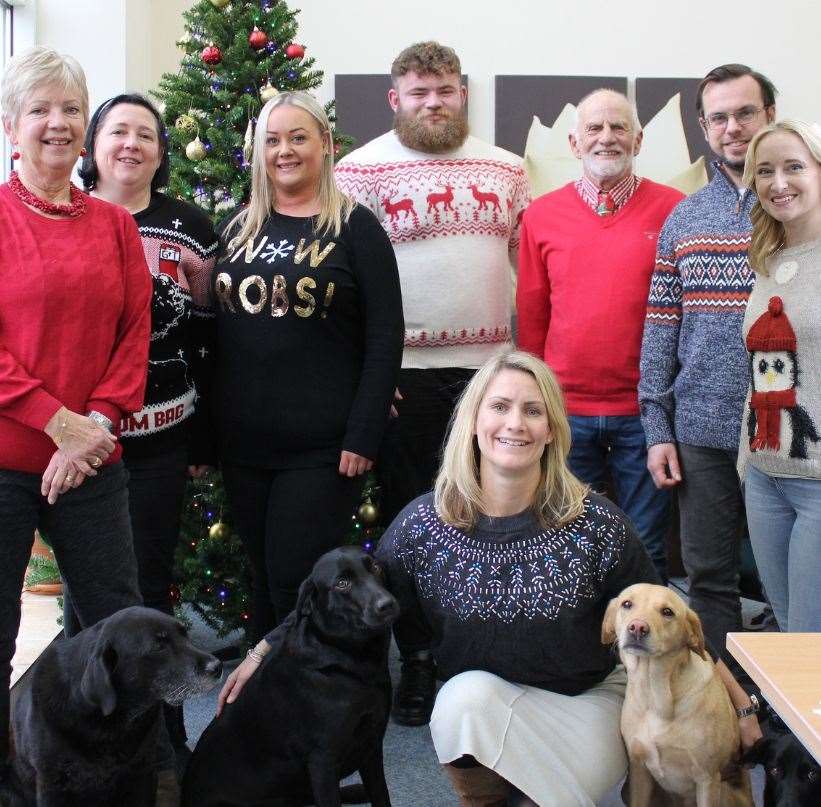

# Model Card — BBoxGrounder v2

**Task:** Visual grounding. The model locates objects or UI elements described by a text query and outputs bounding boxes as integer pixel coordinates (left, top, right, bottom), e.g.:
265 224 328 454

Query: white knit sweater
336 131 530 369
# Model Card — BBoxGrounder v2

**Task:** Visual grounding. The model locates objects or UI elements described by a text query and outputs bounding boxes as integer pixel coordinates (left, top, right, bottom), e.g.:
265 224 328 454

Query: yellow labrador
601 583 752 807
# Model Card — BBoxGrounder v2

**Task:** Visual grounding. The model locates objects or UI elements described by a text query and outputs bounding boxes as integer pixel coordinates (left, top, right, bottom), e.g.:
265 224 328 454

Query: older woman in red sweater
0 47 151 766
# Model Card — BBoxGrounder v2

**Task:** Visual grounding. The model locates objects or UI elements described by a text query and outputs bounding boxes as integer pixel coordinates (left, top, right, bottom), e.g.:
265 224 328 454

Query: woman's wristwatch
736 693 760 719
87 410 114 433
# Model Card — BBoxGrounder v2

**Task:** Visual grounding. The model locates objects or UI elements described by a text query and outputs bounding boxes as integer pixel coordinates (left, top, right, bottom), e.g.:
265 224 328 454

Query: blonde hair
744 119 821 274
225 91 354 254
434 351 588 531
1 46 89 126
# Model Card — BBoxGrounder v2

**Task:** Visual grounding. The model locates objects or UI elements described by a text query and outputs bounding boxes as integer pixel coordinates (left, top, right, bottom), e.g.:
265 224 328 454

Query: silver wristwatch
87 410 114 433
736 693 760 719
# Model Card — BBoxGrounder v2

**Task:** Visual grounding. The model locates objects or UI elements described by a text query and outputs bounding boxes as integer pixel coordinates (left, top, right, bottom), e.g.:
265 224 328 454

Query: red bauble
285 43 305 60
201 44 222 65
248 27 268 50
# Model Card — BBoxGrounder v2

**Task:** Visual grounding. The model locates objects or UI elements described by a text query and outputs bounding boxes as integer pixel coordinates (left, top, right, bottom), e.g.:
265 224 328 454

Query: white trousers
430 666 628 807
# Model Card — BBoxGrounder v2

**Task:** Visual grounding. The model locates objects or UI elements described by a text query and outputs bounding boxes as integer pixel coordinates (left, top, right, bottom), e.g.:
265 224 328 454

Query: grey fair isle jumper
375 492 659 696
737 238 821 480
639 162 755 451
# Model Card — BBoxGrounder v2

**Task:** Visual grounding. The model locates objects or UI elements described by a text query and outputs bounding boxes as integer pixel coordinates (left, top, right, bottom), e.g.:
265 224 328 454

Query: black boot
392 650 437 726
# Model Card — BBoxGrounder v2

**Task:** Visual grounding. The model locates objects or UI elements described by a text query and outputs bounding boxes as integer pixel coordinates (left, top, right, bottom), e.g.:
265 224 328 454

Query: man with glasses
639 64 777 653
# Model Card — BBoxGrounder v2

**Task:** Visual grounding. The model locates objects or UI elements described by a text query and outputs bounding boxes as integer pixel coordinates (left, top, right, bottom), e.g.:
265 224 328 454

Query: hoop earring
80 147 87 157
11 150 20 160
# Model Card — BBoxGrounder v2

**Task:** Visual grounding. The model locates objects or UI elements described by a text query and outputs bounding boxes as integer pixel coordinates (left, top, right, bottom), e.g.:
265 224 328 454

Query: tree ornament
243 118 254 161
285 43 305 60
209 0 230 8
186 136 207 161
260 82 279 102
248 26 268 50
357 500 379 526
175 113 199 134
201 44 222 66
209 521 231 540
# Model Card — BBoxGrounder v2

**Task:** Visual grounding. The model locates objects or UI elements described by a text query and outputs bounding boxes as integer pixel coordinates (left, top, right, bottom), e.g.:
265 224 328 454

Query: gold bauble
209 0 230 8
209 522 230 540
185 136 207 161
260 83 279 103
357 501 379 526
175 114 198 134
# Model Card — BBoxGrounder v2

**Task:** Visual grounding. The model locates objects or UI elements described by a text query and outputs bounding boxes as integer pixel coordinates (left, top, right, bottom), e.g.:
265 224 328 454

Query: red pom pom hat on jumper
746 296 797 353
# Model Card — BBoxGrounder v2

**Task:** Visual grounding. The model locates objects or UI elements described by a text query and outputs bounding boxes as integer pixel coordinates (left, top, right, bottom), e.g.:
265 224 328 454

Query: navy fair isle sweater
375 492 659 695
639 163 756 452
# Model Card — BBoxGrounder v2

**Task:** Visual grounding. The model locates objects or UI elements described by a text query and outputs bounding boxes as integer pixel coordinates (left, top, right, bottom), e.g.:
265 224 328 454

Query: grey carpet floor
181 580 767 806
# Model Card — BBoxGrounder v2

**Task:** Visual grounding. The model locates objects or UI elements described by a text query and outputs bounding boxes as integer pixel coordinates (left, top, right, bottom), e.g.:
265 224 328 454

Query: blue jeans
744 464 821 632
568 416 669 580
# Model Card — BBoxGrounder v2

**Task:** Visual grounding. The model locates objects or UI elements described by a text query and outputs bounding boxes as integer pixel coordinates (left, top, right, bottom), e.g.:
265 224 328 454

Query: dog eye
335 577 351 591
621 599 632 610
661 607 675 618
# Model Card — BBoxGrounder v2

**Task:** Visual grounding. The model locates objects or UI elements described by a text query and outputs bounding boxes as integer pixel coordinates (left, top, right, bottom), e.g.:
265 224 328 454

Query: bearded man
517 89 683 583
336 41 530 727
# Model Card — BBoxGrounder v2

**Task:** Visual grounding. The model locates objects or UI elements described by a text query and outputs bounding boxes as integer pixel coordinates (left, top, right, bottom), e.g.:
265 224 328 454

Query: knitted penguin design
746 296 820 459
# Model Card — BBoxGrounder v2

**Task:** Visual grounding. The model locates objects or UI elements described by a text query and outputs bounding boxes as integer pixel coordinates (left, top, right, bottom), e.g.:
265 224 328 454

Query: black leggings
221 463 365 641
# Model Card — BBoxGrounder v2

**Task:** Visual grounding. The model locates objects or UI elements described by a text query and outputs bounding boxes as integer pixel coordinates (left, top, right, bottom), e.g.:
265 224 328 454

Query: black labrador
182 546 400 807
3 606 222 806
742 698 821 806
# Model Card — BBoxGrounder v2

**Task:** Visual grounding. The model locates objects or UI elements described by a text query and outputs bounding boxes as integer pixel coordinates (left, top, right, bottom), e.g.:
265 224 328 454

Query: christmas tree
160 0 368 640
153 0 352 215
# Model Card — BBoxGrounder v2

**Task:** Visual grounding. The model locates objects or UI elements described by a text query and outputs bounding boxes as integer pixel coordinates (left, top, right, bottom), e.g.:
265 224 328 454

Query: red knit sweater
517 179 683 415
0 184 151 473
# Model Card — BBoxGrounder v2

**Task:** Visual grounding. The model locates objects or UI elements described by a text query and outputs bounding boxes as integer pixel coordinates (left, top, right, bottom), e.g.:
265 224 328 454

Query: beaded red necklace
8 171 87 218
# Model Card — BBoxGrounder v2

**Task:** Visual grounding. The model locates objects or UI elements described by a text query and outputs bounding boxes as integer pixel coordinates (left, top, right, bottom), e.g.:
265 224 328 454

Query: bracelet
87 410 114 433
54 416 68 446
247 646 265 664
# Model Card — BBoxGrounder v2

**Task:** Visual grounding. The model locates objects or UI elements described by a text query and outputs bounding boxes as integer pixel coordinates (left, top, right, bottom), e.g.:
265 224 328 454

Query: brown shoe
156 768 181 807
443 763 511 807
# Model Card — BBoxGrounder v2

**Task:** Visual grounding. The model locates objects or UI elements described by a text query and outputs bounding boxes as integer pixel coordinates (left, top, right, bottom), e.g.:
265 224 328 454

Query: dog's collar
736 693 760 719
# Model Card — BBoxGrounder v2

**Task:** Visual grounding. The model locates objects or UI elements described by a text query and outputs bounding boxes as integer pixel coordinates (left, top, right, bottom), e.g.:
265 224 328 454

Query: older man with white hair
517 89 683 580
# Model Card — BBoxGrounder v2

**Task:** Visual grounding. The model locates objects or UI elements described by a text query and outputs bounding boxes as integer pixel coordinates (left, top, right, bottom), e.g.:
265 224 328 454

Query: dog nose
627 619 649 640
203 657 223 678
374 594 398 617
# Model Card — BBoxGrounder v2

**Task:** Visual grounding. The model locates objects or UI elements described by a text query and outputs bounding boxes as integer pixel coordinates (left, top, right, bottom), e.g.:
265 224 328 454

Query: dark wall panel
334 74 468 151
494 75 627 156
635 77 711 166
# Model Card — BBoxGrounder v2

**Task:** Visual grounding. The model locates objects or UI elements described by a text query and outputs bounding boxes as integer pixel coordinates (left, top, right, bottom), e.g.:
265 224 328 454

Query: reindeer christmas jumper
336 131 530 370
738 237 821 480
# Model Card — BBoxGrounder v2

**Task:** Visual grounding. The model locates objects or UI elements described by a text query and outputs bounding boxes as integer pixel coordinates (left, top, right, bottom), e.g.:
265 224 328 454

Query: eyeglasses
702 105 766 131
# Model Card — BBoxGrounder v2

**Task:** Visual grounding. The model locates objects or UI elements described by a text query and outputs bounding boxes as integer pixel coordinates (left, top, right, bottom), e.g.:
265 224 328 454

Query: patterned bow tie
596 191 615 217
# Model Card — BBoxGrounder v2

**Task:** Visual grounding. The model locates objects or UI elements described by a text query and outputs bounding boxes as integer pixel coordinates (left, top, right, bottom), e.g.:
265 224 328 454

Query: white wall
31 0 821 147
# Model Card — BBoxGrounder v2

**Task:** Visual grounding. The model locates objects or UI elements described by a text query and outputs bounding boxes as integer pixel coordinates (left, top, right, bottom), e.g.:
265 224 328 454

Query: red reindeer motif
469 184 501 211
426 185 455 213
382 196 418 223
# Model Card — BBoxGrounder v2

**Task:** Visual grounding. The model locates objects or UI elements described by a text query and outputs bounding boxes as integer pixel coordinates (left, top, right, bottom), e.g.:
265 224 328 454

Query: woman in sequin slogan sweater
213 91 403 637
376 350 659 806
739 119 821 632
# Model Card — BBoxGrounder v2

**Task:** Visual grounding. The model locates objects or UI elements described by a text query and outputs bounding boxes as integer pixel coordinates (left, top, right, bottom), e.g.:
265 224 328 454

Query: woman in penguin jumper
739 119 821 632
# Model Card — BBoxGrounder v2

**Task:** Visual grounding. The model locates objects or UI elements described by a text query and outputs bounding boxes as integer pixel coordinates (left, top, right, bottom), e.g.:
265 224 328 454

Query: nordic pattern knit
122 194 218 462
375 492 659 695
336 131 530 370
0 185 151 473
517 179 683 415
737 238 821 480
639 164 755 450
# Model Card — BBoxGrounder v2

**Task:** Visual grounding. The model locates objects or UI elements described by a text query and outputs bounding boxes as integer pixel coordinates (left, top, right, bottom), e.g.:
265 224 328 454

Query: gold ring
65 475 74 483
92 457 102 467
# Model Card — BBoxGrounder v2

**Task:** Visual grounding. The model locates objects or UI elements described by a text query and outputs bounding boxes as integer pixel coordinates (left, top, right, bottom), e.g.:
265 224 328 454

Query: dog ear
80 640 118 717
601 596 619 645
740 736 772 767
295 577 317 617
685 607 707 660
